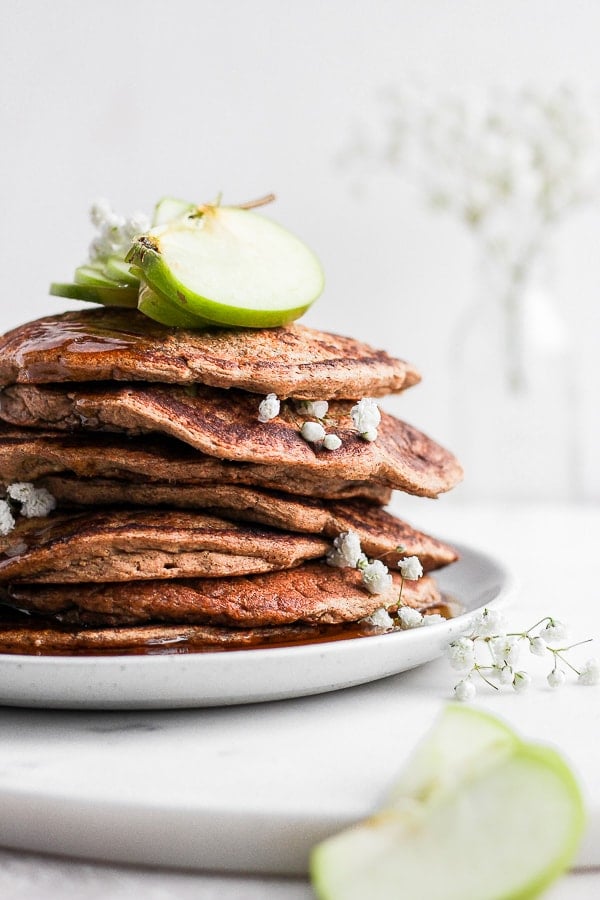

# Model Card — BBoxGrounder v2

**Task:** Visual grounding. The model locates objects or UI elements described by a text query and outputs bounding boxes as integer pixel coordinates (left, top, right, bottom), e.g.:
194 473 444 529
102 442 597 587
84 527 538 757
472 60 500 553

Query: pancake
0 427 391 504
0 308 421 399
0 383 463 497
35 475 458 572
0 510 329 583
5 566 440 627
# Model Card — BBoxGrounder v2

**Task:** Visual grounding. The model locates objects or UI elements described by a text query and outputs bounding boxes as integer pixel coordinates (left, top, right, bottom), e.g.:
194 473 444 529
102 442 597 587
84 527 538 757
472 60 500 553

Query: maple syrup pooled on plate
0 595 462 657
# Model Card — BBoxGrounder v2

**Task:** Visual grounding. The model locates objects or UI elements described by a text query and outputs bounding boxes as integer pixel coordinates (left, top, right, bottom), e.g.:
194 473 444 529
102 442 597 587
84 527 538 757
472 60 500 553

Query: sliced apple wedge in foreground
311 706 585 900
128 204 325 328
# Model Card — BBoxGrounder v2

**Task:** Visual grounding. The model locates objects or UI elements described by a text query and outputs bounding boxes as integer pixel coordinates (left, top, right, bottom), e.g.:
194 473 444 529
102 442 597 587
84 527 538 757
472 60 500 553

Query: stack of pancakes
0 308 462 654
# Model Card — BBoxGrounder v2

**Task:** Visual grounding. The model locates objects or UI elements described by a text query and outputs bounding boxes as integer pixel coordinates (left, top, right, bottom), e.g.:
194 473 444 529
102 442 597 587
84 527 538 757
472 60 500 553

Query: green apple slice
311 706 585 900
74 265 120 288
50 282 139 307
127 205 325 328
104 257 140 286
152 196 195 226
137 282 209 328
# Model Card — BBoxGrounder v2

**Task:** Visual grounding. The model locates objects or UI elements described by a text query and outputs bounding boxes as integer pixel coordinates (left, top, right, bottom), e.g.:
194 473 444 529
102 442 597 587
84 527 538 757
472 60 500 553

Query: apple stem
237 193 276 210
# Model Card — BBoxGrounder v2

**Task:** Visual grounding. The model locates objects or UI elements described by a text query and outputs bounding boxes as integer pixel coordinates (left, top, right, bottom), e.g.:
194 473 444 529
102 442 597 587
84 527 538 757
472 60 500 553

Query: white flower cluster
0 482 57 536
294 398 342 451
327 531 392 596
348 84 600 275
447 611 599 701
351 398 381 442
89 199 150 263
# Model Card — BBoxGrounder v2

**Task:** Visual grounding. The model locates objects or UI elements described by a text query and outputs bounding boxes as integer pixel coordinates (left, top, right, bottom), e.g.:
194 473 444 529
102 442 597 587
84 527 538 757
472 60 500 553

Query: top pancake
0 308 421 399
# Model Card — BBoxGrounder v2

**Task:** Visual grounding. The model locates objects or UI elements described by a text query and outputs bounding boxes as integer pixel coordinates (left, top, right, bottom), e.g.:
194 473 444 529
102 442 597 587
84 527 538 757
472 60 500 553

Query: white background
1 0 599 501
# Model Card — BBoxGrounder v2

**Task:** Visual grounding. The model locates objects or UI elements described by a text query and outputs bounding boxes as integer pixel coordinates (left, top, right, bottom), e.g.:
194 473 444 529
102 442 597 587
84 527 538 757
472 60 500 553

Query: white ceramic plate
0 542 516 709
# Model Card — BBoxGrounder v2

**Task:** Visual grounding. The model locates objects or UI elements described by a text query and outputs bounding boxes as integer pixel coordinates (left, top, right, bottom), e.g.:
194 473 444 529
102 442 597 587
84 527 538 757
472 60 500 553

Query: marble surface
0 502 598 897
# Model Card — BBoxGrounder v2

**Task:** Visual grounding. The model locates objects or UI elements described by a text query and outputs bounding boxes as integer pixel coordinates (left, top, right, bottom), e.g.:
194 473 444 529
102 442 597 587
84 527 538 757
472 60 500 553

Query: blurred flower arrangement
344 82 600 390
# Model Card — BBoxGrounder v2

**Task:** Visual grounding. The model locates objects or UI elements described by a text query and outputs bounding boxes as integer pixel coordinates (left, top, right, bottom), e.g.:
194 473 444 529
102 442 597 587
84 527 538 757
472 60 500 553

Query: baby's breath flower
362 607 395 629
578 658 600 686
88 201 150 264
0 500 15 536
361 428 379 442
257 393 280 423
446 637 475 672
529 636 547 657
323 433 342 451
301 421 326 444
296 400 329 419
548 669 566 689
360 559 393 595
327 531 365 569
541 619 569 644
90 198 113 228
513 671 532 693
489 635 520 669
454 678 476 702
398 556 423 580
351 398 381 440
498 666 515 686
7 483 56 518
472 607 506 637
423 613 446 626
397 606 424 630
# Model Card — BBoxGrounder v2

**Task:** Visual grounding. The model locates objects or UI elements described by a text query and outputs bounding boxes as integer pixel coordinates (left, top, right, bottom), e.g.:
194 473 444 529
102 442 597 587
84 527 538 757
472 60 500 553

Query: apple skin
310 706 586 900
137 282 210 328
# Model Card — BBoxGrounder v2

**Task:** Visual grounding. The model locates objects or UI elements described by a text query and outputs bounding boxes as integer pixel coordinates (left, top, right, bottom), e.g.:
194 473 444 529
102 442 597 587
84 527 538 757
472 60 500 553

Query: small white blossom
454 678 476 702
361 428 379 442
124 212 150 240
398 556 423 580
446 637 475 671
541 620 569 644
363 607 395 629
578 658 600 686
397 606 424 629
296 400 329 419
471 607 507 637
351 398 381 440
498 665 515 685
423 613 446 626
7 483 56 518
301 421 326 443
90 198 113 228
0 500 15 536
257 393 280 423
360 559 393 595
548 669 566 689
323 433 342 451
529 636 547 657
88 201 149 263
327 532 365 569
513 671 532 693
489 635 521 669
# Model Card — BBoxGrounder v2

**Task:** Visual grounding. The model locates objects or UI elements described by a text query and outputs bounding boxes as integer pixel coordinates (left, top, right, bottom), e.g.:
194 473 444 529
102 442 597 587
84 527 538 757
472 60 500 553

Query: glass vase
450 252 581 501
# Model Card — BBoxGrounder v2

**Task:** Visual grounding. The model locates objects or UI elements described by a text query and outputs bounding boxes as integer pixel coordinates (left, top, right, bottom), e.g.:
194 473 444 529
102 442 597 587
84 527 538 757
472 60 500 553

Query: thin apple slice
152 196 195 226
128 205 325 328
311 707 585 900
104 257 140 286
74 265 120 288
50 282 139 307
